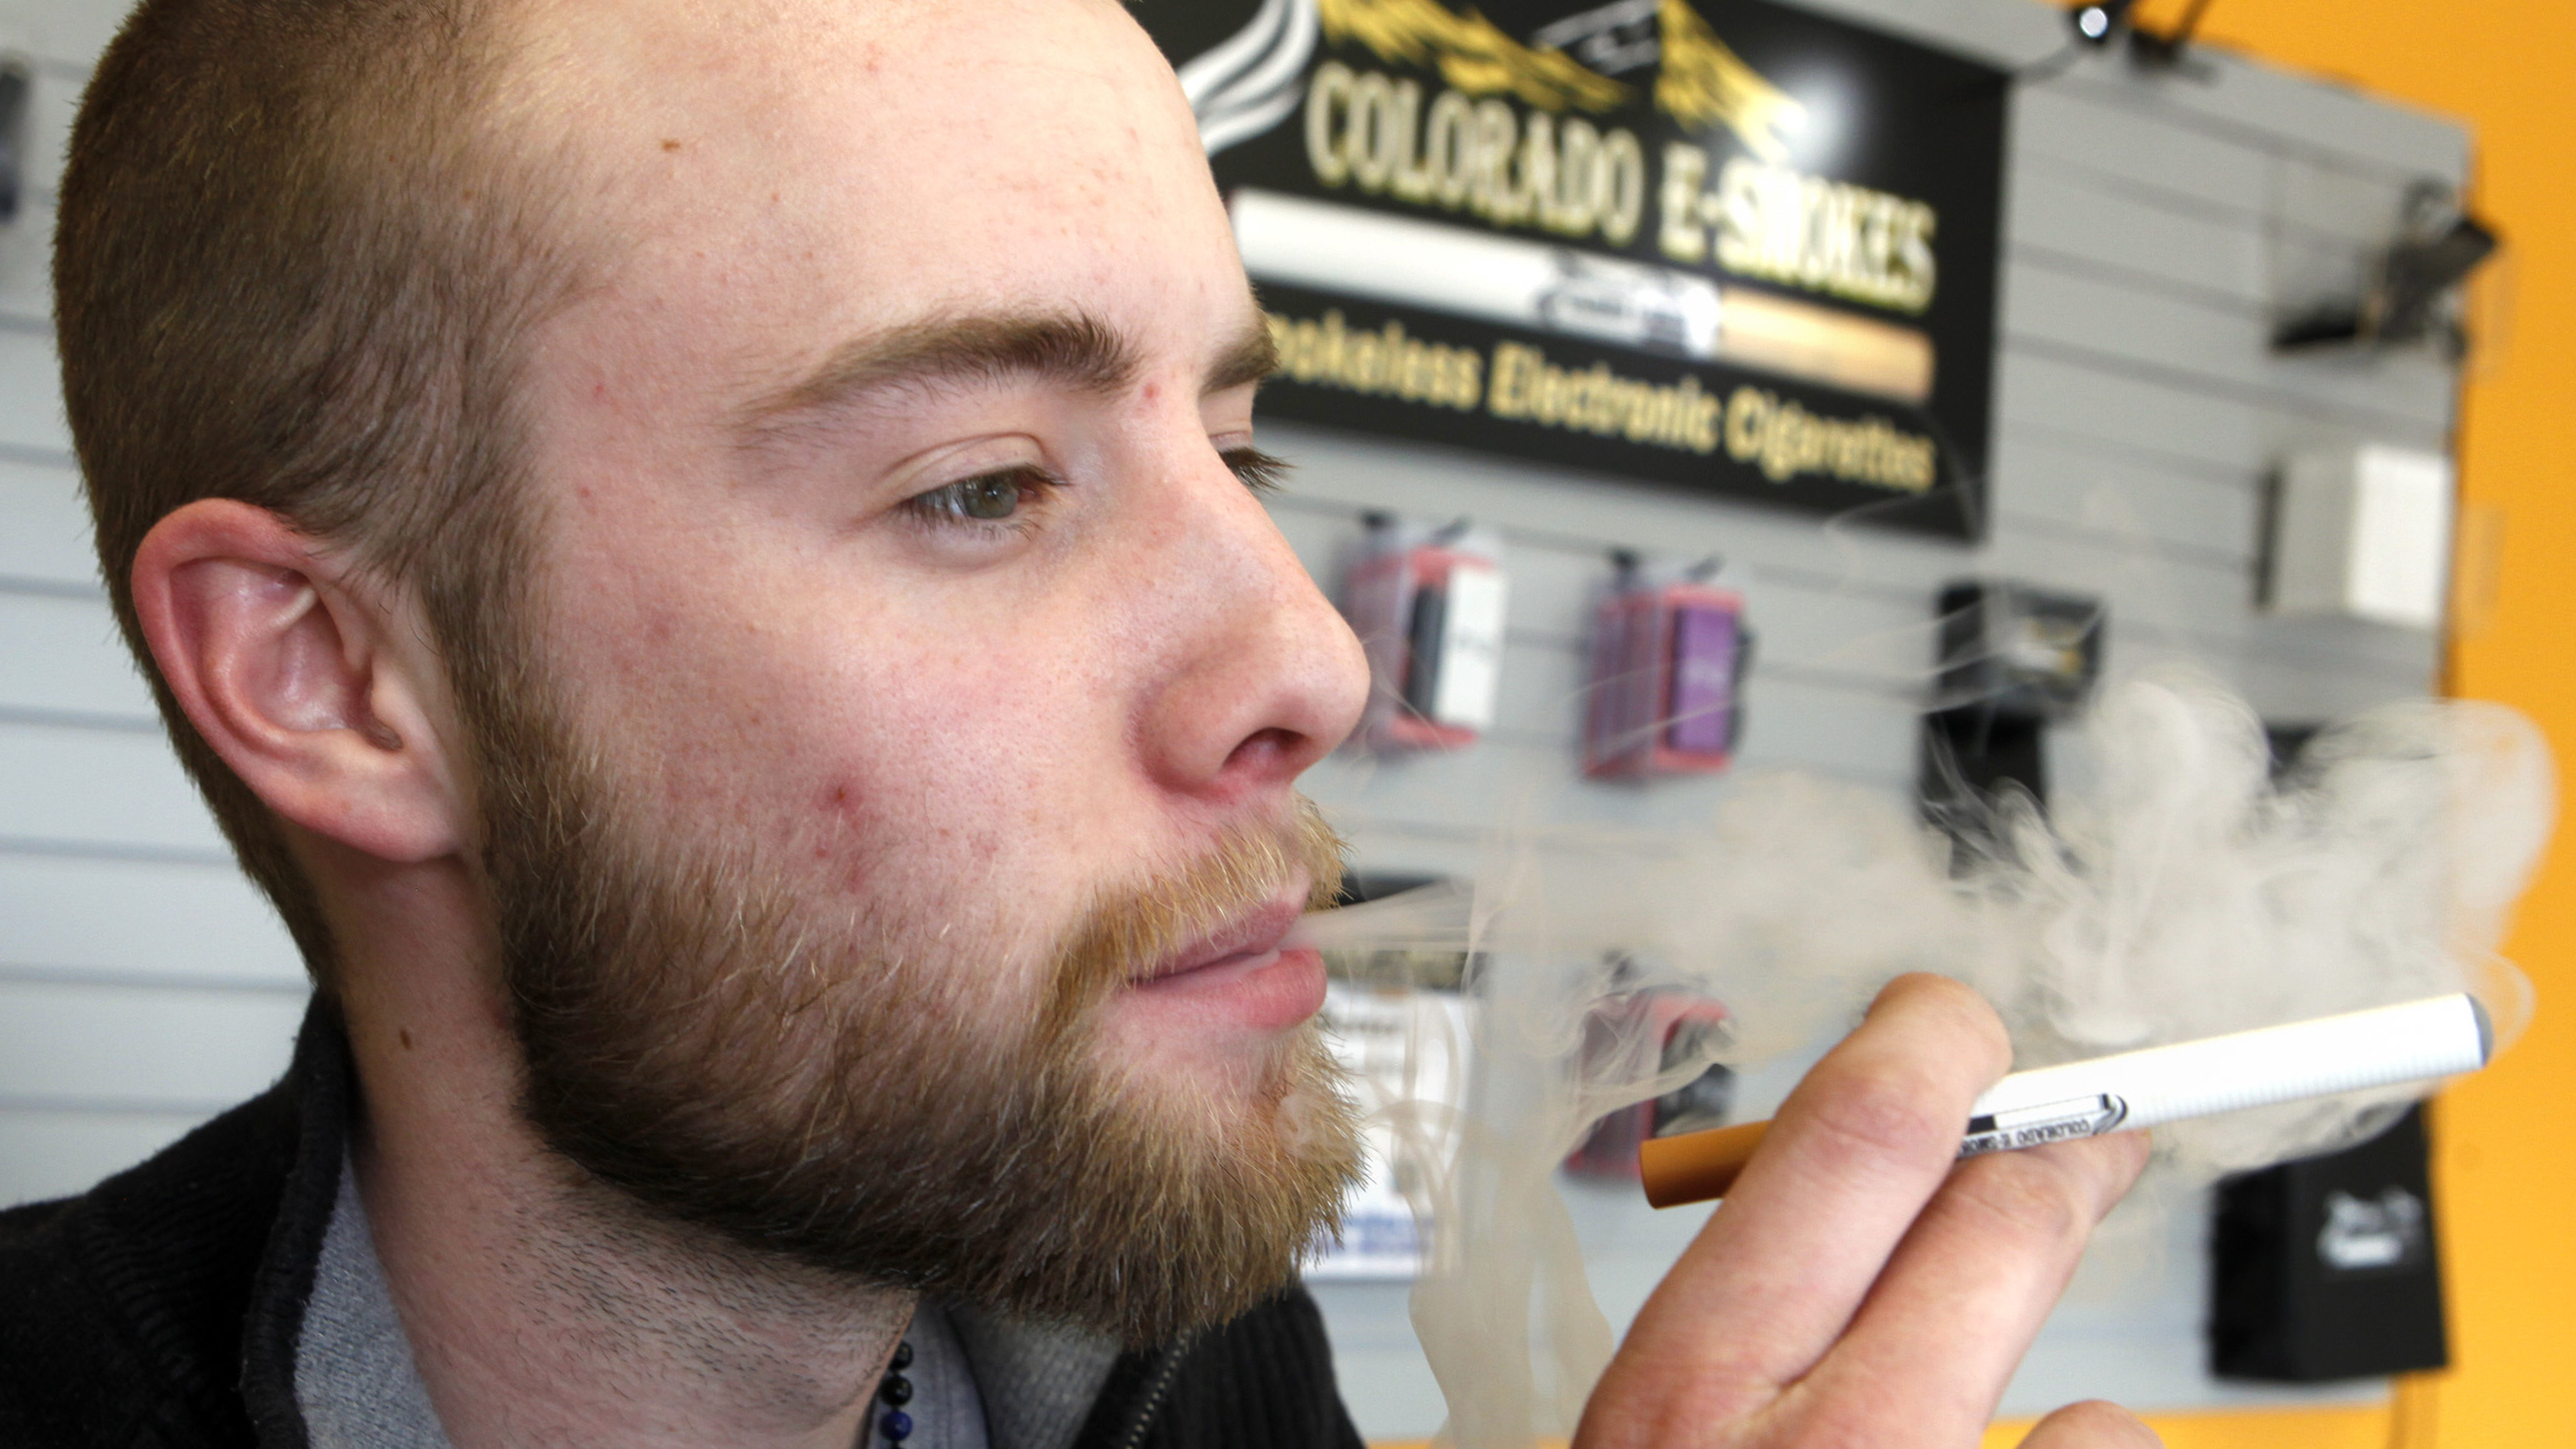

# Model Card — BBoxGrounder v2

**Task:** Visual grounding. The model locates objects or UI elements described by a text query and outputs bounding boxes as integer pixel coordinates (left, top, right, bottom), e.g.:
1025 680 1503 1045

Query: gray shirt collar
292 1159 449 1449
291 1158 1118 1449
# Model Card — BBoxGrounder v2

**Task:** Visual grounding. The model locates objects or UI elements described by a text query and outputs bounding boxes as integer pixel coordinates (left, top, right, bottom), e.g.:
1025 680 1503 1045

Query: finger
1595 975 2012 1422
1792 1130 2149 1438
2016 1399 2163 1448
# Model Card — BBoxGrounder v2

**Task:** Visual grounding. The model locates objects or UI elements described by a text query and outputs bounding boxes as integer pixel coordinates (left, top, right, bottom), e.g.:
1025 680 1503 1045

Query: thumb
2015 1401 2162 1449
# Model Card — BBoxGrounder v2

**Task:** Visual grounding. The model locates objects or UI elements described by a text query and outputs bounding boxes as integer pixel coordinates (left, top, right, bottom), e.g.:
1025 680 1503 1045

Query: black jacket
0 1004 1366 1449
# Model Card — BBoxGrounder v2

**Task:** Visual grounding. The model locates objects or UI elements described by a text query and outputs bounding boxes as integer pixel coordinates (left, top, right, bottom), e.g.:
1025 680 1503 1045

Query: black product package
2209 1104 2448 1382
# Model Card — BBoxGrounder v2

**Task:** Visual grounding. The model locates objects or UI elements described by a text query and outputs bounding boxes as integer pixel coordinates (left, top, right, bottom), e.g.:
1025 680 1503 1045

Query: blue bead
882 1409 914 1442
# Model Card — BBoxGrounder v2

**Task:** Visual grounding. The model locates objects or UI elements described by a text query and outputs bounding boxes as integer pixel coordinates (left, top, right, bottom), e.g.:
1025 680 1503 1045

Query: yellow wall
1983 1401 2399 1449
2071 3 2576 1445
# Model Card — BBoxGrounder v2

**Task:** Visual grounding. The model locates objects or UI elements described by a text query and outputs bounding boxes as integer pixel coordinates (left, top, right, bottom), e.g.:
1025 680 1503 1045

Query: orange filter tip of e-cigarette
1639 1120 1769 1207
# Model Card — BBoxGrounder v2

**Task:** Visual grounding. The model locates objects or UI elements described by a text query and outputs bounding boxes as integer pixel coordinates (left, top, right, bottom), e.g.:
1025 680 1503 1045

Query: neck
332 859 914 1449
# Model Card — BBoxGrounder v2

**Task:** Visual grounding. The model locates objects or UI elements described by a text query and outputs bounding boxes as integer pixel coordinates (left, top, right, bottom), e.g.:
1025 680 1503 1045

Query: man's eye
908 468 1052 525
1224 446 1289 496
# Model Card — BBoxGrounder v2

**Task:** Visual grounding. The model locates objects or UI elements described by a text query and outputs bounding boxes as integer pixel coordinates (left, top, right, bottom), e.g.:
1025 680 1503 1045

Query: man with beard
0 0 2156 1446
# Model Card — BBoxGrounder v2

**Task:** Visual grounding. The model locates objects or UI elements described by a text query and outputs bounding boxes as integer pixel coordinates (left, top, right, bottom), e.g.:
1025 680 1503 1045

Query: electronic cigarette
1639 993 2492 1208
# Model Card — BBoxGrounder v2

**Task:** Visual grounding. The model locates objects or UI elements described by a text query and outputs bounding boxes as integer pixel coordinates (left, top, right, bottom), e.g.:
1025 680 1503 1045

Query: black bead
880 1375 914 1407
891 1340 915 1371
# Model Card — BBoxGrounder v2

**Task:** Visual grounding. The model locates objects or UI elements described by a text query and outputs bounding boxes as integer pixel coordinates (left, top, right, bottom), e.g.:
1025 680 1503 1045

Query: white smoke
1295 669 2551 1446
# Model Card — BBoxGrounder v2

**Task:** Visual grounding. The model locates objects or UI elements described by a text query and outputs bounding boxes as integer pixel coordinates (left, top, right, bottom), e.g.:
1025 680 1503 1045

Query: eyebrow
1207 313 1281 394
736 307 1280 438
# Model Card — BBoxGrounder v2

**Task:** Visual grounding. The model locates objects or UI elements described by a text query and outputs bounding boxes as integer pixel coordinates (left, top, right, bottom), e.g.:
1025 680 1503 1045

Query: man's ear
131 499 467 863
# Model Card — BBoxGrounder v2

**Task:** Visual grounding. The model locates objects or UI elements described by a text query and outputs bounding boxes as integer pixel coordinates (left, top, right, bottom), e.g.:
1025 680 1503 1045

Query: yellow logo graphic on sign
1318 0 1630 113
1318 0 1806 162
1652 0 1806 162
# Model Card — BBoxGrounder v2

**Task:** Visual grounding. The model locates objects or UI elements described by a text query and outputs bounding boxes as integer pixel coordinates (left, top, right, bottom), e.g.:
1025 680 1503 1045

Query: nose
1129 449 1368 803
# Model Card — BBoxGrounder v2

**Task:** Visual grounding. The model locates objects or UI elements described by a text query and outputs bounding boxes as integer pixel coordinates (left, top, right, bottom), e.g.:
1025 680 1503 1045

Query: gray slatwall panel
1265 502 1367 590
2231 620 2442 723
1728 676 1919 787
0 1108 217 1208
1506 547 1930 692
2013 84 2275 217
2012 151 2266 260
1974 532 2250 639
5 3 114 73
0 202 51 324
1273 457 2422 805
24 45 87 193
0 60 86 329
2002 264 2453 433
0 853 300 987
1989 433 2254 559
0 327 67 452
1273 430 2272 647
0 979 305 1111
1303 711 1909 842
0 719 221 851
2009 194 2265 310
0 0 228 1212
0 458 91 584
1996 349 2341 475
2268 148 2441 244
2239 612 2445 677
1280 410 2317 648
1274 479 1936 698
1270 422 1961 586
0 590 151 719
1481 637 1588 741
1780 0 2054 66
2049 62 2468 185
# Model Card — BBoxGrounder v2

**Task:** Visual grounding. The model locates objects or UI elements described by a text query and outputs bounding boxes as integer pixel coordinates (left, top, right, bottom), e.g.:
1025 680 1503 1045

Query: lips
1110 882 1332 1038
1133 892 1309 988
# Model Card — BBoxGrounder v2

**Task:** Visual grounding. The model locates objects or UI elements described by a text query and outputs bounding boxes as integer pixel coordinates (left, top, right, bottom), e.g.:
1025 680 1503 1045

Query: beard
461 674 1363 1347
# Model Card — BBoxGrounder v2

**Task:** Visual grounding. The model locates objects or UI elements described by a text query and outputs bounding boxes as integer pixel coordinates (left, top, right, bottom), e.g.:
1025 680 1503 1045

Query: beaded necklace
875 1336 917 1447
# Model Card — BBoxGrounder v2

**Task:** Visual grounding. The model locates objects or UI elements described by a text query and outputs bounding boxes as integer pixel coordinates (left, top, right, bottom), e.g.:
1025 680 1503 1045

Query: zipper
1111 1347 1188 1449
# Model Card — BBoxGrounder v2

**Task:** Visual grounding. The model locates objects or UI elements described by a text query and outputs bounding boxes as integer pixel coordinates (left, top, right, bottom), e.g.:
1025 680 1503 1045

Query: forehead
508 0 1240 380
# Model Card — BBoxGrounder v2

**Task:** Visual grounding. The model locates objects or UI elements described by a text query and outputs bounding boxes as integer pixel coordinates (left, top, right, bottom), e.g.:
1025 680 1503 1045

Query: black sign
1137 0 2008 538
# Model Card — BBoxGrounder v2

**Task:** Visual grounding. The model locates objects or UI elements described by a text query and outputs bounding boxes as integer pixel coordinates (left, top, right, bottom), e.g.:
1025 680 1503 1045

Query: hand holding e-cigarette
1573 974 2157 1449
1640 992 2492 1208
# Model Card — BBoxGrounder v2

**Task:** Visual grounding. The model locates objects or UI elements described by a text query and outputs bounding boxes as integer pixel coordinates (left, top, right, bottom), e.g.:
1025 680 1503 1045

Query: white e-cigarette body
1960 993 2492 1157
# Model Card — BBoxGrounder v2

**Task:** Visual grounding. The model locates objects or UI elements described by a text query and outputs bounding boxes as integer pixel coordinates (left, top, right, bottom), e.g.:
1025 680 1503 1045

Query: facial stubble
469 676 1364 1347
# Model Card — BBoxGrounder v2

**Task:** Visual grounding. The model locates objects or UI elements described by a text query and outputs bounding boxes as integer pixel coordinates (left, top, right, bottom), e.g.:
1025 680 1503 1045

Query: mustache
1038 799 1347 1044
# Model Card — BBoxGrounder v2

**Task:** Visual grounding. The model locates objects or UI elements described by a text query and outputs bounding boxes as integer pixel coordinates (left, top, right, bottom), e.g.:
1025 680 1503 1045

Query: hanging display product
1136 0 2009 538
1343 519 1510 752
1585 561 1747 777
1306 980 1476 1280
1564 986 1736 1182
1934 580 2105 719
